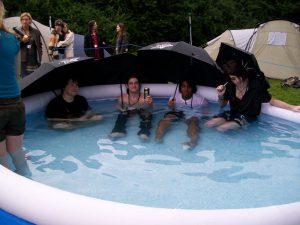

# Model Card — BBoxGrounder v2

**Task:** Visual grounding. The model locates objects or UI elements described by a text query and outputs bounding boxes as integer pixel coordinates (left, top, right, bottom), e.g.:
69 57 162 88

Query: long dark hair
117 22 125 38
88 20 97 33
222 59 249 81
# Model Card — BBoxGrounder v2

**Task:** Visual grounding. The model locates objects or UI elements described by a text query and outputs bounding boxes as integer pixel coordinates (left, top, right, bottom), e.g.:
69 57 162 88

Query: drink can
144 87 150 98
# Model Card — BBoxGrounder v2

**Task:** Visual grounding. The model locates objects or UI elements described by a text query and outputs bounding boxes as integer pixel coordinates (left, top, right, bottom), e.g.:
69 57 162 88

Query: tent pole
189 13 192 45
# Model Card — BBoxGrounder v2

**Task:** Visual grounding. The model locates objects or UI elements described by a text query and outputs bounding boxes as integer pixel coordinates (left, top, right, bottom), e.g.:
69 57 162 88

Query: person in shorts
205 59 270 132
155 79 208 150
0 0 30 176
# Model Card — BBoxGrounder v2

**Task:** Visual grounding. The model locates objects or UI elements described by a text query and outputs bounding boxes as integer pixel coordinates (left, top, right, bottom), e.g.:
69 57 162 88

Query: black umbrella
137 41 224 87
21 53 138 97
216 42 269 89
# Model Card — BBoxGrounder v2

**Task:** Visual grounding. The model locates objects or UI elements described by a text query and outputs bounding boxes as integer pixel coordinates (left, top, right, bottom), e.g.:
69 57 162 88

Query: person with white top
57 22 74 58
155 79 208 150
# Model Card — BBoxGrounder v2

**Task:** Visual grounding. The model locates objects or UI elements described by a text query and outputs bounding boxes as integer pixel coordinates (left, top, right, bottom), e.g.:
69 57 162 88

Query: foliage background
3 0 300 47
4 0 300 104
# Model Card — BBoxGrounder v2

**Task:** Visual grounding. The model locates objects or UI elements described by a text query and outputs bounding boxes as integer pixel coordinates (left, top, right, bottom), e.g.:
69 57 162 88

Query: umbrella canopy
137 41 224 87
21 53 138 97
216 42 269 89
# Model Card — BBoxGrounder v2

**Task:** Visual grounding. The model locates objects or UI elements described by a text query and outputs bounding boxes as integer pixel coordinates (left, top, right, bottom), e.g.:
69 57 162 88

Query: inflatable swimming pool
1 84 300 225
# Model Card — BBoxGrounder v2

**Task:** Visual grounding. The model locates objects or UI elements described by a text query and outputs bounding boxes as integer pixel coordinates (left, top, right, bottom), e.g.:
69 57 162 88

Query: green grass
267 79 300 105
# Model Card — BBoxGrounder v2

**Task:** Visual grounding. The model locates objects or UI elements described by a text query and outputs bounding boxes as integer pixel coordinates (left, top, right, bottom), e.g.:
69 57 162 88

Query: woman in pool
205 59 300 132
109 75 153 140
155 79 208 150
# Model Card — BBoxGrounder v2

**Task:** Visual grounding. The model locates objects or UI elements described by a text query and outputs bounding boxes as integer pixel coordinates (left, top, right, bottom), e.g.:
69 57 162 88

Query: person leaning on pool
155 79 208 150
0 0 31 176
45 76 103 129
109 75 153 140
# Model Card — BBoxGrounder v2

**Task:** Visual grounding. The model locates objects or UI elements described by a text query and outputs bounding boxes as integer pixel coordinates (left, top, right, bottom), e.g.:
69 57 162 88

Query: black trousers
111 110 153 136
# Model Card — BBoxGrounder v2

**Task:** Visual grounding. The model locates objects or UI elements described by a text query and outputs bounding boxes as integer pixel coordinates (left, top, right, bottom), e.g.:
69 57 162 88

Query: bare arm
57 32 74 47
269 98 300 112
216 84 228 108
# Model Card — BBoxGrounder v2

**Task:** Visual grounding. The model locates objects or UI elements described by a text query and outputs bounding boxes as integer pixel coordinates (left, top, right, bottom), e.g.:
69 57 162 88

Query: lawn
267 79 300 105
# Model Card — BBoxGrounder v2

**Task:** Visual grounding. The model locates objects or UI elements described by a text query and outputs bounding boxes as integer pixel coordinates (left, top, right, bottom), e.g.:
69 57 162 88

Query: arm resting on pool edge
269 98 300 112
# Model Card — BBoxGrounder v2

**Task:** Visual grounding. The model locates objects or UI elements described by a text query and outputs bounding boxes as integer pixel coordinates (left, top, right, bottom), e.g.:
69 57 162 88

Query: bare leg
186 117 199 146
155 114 176 142
7 135 31 176
0 140 9 169
217 121 240 132
204 117 226 128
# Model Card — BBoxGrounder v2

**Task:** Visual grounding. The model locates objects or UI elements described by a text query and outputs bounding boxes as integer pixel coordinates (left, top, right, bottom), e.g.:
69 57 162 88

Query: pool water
24 98 300 209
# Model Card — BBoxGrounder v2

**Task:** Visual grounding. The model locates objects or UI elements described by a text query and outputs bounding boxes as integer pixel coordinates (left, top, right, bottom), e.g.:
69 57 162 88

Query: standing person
18 12 42 78
155 80 208 150
57 22 74 58
115 22 128 55
45 76 103 129
109 75 153 140
84 20 106 59
0 0 30 176
48 19 65 60
205 59 269 132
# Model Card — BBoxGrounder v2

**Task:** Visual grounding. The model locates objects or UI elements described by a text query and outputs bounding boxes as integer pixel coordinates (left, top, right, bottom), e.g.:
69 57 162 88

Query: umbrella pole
172 83 179 100
120 83 124 109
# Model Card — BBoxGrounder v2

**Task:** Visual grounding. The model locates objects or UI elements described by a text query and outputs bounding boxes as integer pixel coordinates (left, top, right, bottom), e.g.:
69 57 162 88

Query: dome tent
205 20 300 80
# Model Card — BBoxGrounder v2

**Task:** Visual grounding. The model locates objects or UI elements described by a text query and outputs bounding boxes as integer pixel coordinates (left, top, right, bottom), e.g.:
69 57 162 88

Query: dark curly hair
179 79 197 94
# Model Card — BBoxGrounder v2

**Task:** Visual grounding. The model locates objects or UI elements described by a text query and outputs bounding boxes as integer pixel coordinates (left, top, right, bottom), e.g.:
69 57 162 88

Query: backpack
281 76 299 88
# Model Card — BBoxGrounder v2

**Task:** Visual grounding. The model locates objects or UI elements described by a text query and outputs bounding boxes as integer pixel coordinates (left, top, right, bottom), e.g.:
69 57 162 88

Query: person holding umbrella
205 59 268 131
45 76 103 129
109 75 153 140
155 79 208 150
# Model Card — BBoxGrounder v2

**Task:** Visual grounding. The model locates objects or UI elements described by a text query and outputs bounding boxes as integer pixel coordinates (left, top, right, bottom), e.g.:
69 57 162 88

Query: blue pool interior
8 98 300 212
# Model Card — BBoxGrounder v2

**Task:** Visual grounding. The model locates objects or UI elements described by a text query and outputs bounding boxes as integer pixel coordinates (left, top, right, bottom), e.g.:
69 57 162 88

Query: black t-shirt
224 79 271 119
45 95 89 119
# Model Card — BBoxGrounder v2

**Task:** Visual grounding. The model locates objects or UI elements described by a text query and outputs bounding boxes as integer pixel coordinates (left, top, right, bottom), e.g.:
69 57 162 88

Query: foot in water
52 122 72 129
109 132 125 140
139 133 149 141
181 142 195 150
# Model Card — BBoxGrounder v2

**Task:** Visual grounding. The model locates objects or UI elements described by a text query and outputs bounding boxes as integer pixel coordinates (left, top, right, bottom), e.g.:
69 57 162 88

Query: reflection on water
23 99 300 209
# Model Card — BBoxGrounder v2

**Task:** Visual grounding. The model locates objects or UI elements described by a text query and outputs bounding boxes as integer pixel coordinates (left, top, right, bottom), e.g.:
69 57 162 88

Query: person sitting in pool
155 79 208 150
109 75 153 140
205 59 300 132
45 77 102 129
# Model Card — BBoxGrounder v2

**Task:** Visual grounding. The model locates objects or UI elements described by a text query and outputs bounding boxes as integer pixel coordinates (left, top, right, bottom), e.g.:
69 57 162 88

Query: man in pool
155 79 208 150
109 75 153 140
45 76 102 129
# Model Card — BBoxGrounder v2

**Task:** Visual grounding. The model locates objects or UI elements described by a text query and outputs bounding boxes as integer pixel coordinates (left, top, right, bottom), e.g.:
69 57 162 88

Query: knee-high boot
138 113 153 136
111 112 128 134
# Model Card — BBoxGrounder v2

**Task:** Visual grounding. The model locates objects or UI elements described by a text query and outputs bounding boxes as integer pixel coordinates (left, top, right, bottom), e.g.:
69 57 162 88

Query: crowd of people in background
12 12 129 78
